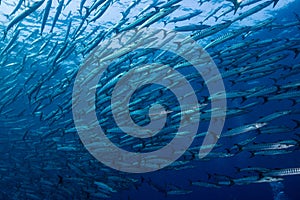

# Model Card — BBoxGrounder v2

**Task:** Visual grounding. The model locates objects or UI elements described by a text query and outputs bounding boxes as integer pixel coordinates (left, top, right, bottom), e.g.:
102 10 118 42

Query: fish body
89 0 112 23
188 21 232 42
233 1 273 21
169 10 202 23
0 30 20 56
174 24 210 32
226 0 242 14
138 5 180 29
10 0 25 16
50 0 64 33
265 168 300 176
222 122 267 137
204 26 250 50
40 0 52 35
4 0 45 39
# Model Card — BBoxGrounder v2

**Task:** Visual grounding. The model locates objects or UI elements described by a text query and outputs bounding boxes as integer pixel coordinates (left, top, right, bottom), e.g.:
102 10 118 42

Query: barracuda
222 122 267 137
233 1 273 21
40 0 52 35
138 5 180 29
3 0 45 39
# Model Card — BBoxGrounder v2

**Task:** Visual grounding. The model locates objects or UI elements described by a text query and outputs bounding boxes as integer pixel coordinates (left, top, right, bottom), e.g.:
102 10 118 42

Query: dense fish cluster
0 0 300 199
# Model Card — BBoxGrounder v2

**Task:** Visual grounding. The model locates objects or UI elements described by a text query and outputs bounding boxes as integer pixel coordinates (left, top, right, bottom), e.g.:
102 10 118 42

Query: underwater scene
0 0 300 199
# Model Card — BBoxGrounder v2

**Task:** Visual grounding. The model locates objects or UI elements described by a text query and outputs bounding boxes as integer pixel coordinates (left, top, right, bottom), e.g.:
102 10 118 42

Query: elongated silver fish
50 0 64 33
222 122 267 137
4 0 45 39
168 10 202 23
265 168 300 176
233 1 273 21
10 0 25 16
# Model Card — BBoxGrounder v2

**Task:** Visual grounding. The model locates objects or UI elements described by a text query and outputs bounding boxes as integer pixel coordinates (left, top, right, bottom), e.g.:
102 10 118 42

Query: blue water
0 0 300 199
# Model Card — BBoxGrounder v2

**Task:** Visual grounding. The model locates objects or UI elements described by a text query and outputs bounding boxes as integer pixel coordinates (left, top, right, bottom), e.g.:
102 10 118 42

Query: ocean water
0 0 300 199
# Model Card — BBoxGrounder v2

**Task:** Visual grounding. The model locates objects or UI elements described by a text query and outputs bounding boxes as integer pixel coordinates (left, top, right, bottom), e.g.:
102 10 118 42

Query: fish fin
273 0 279 7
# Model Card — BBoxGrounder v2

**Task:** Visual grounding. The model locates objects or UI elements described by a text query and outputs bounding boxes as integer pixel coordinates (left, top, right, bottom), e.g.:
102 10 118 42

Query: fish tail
249 151 255 158
257 172 264 179
241 96 247 103
261 96 268 104
291 48 300 59
294 133 300 139
229 80 236 86
225 148 231 154
229 179 235 186
273 0 279 7
292 119 300 129
121 11 126 18
294 12 300 22
233 144 243 152
162 20 167 26
174 41 182 51
234 166 241 172
233 8 238 15
207 173 212 180
255 55 260 61
2 30 7 40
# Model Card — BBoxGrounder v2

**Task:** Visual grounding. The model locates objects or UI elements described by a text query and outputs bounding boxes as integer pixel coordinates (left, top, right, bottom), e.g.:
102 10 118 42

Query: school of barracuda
0 0 300 199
